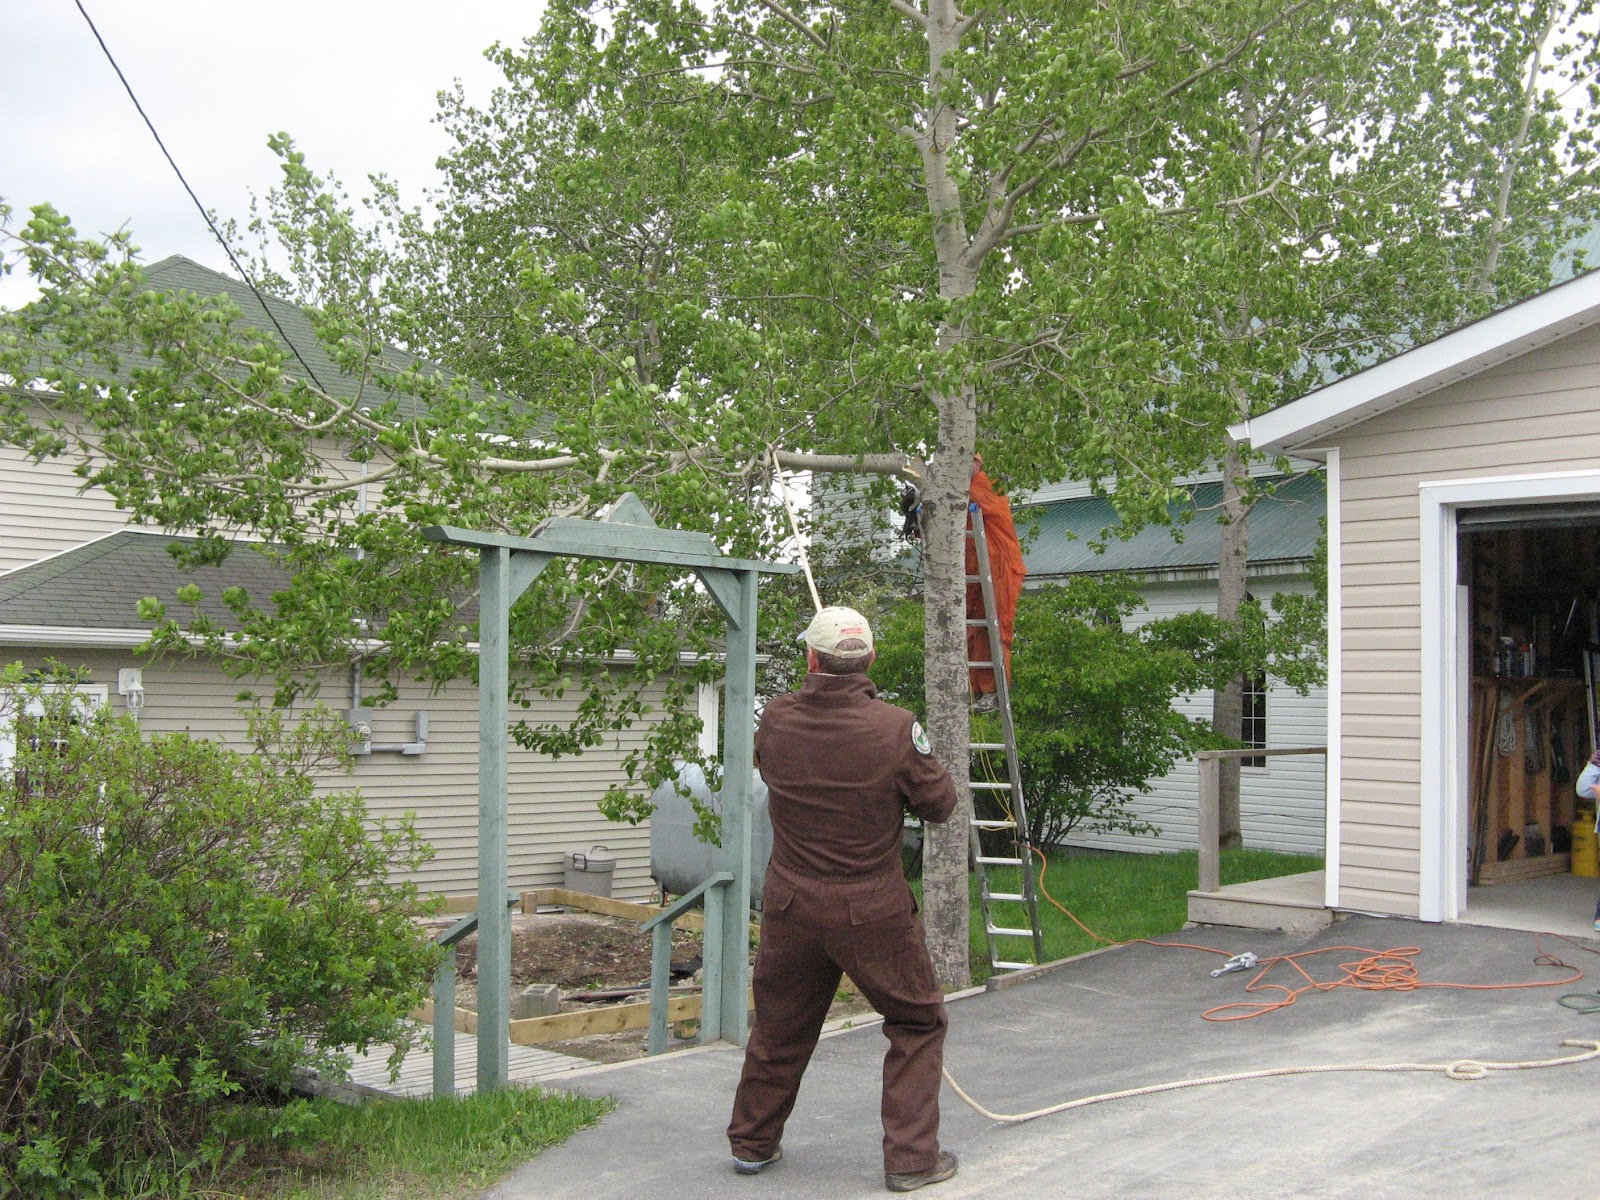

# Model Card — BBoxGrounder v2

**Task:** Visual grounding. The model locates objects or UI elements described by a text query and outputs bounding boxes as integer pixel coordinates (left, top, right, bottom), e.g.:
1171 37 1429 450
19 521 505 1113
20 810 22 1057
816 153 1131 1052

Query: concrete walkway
483 917 1600 1200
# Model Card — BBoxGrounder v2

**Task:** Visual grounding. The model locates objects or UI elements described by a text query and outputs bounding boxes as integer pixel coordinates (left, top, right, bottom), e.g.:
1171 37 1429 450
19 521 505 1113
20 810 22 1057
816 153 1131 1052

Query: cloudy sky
2 1 549 308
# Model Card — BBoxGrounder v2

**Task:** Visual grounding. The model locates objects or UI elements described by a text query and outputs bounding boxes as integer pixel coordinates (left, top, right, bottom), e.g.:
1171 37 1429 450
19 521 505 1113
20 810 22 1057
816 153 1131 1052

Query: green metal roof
1022 473 1324 580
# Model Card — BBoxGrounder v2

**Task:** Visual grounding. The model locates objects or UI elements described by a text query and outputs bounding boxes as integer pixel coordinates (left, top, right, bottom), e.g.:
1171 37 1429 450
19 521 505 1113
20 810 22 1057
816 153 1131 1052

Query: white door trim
1419 469 1600 921
1324 448 1342 910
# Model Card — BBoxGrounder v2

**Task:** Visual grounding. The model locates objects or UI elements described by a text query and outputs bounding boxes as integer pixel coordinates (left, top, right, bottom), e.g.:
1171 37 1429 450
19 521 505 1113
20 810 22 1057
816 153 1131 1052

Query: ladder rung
992 960 1034 971
987 891 1026 902
976 855 1023 866
970 780 1012 790
967 661 995 669
965 618 990 626
970 819 1016 830
964 574 983 582
969 741 1005 750
987 925 1036 938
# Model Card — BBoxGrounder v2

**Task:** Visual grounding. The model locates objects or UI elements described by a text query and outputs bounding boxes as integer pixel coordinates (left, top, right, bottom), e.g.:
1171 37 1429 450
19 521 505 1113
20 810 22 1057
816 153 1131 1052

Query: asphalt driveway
484 917 1600 1200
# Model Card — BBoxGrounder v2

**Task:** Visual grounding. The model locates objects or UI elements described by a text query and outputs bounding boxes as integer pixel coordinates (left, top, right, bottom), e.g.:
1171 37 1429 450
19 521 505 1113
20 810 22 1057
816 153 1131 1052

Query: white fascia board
1017 458 1322 509
1235 269 1600 456
1024 557 1312 588
0 528 129 579
0 625 151 648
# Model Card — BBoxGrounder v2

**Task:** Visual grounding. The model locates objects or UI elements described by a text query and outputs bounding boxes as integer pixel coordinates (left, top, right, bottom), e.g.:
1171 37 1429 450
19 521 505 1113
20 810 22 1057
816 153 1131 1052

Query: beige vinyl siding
1062 575 1328 859
0 414 373 576
0 441 129 573
0 647 666 903
1327 319 1600 917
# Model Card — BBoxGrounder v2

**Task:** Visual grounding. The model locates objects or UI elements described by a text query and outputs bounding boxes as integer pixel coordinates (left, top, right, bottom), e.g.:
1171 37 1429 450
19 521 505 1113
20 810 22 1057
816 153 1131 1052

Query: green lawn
961 848 1322 983
188 1086 612 1200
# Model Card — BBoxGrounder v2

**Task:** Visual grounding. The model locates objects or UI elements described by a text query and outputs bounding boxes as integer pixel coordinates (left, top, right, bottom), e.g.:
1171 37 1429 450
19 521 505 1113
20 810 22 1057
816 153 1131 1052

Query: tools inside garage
1466 519 1600 884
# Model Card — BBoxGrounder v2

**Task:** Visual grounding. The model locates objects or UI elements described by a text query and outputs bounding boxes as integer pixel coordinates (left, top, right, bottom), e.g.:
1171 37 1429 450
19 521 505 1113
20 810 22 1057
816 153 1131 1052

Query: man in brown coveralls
727 606 960 1192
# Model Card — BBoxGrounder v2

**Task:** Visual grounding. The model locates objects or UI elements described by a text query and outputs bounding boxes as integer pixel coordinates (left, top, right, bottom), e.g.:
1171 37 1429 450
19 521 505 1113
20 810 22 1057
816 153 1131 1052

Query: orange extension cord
1027 846 1599 1022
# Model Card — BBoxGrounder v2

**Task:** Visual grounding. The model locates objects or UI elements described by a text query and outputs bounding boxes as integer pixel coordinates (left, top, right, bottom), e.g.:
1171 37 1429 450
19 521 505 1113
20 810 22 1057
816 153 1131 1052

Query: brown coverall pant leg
727 872 947 1175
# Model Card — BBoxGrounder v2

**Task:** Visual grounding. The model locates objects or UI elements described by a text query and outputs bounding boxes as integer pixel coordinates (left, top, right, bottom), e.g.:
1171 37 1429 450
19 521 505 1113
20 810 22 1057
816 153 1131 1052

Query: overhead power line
71 0 329 391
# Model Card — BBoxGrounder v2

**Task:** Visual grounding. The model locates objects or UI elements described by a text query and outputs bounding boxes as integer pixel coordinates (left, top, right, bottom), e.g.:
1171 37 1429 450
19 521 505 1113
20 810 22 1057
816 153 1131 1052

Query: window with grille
1 684 107 780
1241 673 1267 769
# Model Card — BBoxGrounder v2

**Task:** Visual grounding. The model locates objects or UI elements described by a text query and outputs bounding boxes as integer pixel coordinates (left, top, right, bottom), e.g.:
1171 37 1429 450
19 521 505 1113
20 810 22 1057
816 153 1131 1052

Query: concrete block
512 983 561 1020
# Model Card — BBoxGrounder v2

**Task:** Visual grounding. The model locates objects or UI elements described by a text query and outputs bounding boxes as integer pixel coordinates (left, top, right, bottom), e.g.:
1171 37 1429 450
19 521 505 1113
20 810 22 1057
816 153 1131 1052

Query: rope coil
942 1040 1600 1124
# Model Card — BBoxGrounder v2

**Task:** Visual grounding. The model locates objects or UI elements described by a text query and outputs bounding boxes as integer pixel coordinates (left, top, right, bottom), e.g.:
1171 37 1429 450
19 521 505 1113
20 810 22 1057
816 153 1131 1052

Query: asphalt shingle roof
9 255 495 421
0 530 291 630
1022 472 1324 579
136 256 478 418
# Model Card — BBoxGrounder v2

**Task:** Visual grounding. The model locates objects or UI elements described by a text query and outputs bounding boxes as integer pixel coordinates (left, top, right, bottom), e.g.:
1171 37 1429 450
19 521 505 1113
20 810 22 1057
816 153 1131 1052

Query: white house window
1241 674 1267 769
0 683 108 773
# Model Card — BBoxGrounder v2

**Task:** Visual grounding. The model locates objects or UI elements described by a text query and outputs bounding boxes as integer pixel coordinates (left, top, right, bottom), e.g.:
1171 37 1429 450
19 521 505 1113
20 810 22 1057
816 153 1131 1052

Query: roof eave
0 625 768 667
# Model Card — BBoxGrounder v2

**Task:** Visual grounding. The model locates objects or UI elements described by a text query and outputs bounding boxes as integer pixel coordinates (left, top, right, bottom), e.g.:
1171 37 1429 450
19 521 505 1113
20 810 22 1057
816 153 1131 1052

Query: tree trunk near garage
1214 436 1250 851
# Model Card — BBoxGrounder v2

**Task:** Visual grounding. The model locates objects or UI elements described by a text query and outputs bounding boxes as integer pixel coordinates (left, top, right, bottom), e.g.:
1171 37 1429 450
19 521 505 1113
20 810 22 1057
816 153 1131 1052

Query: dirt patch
445 911 703 992
421 909 877 1064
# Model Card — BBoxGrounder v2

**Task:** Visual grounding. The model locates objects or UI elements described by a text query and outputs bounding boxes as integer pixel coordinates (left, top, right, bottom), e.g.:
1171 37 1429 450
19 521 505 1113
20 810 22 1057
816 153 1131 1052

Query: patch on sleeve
911 721 932 755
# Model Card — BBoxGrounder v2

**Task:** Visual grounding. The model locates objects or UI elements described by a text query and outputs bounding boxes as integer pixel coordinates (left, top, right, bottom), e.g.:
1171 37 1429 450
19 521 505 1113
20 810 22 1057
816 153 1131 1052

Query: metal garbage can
564 845 617 898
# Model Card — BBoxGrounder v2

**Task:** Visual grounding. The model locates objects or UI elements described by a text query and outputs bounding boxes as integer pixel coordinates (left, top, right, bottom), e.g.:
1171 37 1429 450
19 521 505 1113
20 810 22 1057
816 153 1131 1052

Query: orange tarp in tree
966 465 1025 696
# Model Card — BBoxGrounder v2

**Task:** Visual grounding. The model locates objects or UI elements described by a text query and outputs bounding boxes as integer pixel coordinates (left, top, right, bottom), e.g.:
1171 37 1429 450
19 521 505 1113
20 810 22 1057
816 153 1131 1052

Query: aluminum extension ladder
966 503 1045 972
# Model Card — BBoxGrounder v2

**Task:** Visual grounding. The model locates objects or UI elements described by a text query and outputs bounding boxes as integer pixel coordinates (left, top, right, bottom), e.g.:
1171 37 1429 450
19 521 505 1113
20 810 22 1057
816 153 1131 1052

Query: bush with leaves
0 666 439 1197
872 579 1229 850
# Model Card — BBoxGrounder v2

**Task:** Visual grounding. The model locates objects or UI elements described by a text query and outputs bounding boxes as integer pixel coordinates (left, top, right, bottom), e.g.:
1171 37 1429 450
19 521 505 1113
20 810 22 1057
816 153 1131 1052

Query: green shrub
0 666 439 1196
873 579 1224 848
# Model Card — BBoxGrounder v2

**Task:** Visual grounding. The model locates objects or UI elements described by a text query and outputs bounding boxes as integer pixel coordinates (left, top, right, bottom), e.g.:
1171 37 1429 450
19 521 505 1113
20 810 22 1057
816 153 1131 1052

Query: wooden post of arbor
424 496 796 1092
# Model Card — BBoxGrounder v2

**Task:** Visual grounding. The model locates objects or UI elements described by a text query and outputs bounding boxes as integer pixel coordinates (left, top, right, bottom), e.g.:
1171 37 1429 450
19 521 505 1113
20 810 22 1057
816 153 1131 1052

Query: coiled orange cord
1028 845 1596 1022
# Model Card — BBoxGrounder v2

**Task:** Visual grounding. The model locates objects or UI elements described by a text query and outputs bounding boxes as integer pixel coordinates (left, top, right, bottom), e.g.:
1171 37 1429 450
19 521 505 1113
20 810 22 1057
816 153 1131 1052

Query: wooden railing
1194 746 1327 894
641 871 732 1056
428 892 521 1098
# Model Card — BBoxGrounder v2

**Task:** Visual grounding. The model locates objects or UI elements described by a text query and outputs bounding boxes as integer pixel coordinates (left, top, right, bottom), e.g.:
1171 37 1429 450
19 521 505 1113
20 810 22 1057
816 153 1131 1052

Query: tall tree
412 0 1422 988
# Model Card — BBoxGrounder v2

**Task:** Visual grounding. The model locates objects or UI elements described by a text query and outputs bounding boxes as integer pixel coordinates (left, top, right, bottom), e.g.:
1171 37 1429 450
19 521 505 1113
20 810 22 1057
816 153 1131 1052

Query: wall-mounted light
117 668 145 719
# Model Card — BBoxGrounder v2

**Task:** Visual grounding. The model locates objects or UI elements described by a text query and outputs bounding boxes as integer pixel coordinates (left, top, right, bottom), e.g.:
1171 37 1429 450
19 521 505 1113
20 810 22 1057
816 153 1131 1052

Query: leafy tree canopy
4 0 1598 983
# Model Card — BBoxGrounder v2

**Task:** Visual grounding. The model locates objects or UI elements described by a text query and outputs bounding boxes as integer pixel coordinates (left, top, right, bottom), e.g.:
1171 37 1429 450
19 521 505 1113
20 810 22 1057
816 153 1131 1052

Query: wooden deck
304 1029 594 1102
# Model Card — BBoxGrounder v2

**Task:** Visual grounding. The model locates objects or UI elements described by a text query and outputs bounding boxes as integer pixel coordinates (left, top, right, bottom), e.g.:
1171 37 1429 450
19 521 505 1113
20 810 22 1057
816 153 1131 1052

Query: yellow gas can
1573 809 1600 878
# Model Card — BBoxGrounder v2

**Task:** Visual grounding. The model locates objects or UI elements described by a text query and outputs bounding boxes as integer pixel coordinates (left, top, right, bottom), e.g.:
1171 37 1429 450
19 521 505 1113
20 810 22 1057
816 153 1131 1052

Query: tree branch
756 0 832 49
888 0 928 28
772 449 924 482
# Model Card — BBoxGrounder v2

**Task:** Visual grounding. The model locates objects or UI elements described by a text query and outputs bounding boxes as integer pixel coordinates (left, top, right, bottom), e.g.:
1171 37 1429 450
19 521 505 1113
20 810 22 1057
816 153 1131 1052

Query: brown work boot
885 1151 959 1192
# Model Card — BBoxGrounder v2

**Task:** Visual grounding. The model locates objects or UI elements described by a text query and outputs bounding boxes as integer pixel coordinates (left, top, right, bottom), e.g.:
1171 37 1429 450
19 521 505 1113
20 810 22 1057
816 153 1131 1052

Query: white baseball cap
799 606 875 658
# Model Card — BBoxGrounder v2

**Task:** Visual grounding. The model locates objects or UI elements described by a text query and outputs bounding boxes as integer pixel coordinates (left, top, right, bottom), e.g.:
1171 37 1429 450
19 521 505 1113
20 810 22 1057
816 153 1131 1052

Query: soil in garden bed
422 909 877 1064
446 911 703 993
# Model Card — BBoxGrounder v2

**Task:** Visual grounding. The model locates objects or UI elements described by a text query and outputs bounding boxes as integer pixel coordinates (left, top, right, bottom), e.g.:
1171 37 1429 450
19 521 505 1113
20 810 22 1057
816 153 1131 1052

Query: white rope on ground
940 1040 1600 1125
771 448 825 614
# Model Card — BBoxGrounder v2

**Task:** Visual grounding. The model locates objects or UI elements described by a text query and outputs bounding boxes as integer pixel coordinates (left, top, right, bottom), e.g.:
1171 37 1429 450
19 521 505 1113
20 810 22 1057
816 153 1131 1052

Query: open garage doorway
1458 504 1600 938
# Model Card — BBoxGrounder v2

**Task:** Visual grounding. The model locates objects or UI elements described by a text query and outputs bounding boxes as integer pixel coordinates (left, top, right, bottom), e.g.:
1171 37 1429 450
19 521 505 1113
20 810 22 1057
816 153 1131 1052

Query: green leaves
873 581 1225 848
0 667 438 1193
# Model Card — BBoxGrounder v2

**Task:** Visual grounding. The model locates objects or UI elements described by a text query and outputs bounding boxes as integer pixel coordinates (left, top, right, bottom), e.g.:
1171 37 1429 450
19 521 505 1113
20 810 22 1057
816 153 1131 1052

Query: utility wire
71 0 329 392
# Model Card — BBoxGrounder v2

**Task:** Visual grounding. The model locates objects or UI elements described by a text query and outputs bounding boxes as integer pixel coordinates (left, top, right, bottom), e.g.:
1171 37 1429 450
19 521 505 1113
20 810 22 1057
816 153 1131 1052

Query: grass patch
965 848 1321 983
185 1085 612 1200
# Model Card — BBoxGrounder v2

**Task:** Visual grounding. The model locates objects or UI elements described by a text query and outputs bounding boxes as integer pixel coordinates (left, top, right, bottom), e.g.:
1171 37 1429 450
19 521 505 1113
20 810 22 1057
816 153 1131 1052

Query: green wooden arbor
422 497 796 1092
